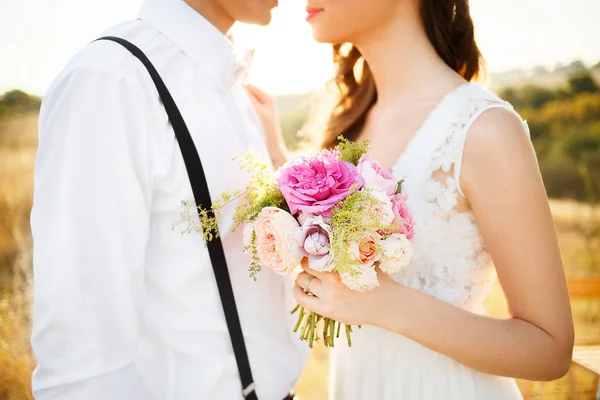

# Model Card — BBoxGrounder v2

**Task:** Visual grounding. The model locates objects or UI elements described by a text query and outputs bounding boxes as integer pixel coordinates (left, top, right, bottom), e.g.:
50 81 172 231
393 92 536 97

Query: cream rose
379 233 413 274
340 265 380 292
251 207 302 274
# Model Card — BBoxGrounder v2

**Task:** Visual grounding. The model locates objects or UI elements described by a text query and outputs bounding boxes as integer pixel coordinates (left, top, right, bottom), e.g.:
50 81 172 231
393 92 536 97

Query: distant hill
488 60 600 91
0 90 41 119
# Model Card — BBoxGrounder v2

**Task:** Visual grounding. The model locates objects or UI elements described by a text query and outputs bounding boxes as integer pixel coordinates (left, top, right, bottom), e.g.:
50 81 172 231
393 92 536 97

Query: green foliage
335 135 369 165
0 90 41 118
247 229 262 281
329 189 394 276
500 71 600 201
229 150 289 224
568 72 599 94
174 150 287 243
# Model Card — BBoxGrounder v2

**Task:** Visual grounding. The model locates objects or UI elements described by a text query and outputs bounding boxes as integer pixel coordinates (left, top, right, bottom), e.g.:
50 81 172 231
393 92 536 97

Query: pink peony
357 154 398 196
348 233 382 267
390 194 415 240
248 207 303 274
292 215 334 272
317 148 342 161
277 154 364 217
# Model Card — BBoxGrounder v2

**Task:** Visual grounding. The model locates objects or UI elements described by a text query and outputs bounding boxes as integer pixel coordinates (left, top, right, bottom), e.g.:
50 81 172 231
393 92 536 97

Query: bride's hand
245 84 279 138
293 262 401 327
245 84 289 168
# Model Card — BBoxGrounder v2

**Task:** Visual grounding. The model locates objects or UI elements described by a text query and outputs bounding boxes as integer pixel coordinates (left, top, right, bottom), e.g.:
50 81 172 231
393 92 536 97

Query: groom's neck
184 0 235 35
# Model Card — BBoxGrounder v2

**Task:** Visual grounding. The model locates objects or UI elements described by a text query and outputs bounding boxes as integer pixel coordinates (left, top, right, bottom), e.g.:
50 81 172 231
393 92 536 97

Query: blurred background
1 0 599 399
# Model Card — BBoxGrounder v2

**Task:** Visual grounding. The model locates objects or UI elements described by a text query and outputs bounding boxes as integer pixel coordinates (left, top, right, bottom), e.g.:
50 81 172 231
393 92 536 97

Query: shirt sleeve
30 63 156 399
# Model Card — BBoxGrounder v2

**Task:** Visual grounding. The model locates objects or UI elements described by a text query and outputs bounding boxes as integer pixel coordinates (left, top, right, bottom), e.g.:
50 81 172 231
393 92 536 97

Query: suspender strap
95 36 258 400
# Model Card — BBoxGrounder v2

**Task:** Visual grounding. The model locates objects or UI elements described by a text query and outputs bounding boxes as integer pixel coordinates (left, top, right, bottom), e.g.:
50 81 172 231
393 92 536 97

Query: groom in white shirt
30 0 307 399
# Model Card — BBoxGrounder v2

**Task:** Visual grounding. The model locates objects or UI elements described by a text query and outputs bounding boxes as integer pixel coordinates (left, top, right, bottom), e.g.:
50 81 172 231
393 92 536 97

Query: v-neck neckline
367 82 472 170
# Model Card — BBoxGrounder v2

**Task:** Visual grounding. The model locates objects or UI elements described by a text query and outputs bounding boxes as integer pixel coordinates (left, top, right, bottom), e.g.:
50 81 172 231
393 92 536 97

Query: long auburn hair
323 0 484 149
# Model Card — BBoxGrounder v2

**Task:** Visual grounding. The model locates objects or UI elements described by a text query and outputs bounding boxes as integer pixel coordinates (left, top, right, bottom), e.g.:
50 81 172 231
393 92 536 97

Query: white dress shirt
30 0 308 398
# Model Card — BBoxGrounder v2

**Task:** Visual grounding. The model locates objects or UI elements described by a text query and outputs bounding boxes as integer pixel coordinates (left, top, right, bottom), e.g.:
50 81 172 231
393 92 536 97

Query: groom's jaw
223 0 278 27
186 0 277 30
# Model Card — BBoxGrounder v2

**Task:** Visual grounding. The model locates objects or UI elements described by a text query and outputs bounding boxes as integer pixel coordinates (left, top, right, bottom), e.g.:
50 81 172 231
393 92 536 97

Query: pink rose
251 207 303 274
293 215 333 272
348 233 382 267
357 154 398 196
390 194 415 240
277 154 364 217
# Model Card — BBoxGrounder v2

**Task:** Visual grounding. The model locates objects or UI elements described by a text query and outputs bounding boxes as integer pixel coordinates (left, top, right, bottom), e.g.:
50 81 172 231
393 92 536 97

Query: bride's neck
354 15 450 105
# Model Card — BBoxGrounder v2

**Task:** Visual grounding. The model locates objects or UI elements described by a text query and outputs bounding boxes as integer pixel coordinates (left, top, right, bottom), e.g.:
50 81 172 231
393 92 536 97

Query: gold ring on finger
304 275 315 294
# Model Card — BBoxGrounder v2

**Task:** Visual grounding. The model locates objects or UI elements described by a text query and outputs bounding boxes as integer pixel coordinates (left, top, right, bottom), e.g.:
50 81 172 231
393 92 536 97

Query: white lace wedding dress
330 83 525 400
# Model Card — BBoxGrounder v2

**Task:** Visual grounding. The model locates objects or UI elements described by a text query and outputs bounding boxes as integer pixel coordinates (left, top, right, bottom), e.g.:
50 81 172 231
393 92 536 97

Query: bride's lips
306 6 325 21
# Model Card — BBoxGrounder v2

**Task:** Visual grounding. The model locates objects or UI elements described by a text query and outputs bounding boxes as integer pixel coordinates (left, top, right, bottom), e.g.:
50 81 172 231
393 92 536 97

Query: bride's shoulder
461 83 515 110
460 83 530 141
460 85 532 168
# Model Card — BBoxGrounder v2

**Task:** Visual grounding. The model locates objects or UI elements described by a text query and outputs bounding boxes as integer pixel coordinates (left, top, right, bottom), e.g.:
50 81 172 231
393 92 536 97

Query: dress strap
446 86 530 197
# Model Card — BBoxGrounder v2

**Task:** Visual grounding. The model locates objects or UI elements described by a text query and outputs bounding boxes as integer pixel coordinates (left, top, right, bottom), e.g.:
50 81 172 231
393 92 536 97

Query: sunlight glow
0 0 598 95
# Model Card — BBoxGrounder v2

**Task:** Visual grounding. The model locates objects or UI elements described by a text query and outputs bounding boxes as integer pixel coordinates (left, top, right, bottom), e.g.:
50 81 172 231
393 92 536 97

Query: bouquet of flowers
180 137 415 348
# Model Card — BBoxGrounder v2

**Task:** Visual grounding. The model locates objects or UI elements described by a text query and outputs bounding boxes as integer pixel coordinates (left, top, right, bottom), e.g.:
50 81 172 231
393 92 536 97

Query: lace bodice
392 83 529 313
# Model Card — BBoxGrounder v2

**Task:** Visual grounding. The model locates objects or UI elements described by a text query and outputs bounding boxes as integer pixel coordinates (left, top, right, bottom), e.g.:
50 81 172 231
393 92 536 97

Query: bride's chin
309 29 345 45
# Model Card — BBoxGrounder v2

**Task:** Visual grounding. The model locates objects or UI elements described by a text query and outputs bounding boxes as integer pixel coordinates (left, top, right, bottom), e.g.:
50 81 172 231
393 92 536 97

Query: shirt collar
138 0 252 92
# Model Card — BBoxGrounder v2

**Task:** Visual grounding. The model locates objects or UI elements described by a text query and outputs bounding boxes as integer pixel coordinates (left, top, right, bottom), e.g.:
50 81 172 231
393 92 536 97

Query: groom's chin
239 11 273 26
255 13 273 26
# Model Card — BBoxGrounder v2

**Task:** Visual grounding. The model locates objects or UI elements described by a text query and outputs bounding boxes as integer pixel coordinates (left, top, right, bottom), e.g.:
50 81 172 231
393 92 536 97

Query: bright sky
0 0 598 95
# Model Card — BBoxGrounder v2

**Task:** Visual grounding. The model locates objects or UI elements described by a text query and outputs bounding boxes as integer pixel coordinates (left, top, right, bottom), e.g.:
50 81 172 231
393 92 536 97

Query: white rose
379 234 413 274
340 264 380 292
369 190 395 226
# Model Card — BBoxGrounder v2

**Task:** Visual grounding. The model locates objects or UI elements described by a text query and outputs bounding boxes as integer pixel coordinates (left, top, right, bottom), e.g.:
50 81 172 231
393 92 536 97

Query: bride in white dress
248 1 575 399
251 0 577 399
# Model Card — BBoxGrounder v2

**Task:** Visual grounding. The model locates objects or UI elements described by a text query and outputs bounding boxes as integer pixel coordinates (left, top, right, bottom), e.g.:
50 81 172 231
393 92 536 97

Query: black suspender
95 36 258 400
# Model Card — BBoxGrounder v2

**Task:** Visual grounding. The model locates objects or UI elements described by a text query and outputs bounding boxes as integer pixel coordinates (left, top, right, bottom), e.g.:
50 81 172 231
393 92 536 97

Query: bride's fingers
293 284 324 315
246 83 271 103
296 272 323 297
300 261 332 282
245 84 271 105
245 90 262 108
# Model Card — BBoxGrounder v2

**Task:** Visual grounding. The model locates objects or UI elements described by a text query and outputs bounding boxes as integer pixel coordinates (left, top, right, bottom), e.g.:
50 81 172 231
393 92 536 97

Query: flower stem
336 321 341 338
302 313 312 340
308 313 316 348
293 307 305 333
329 320 335 347
346 324 352 347
291 304 300 314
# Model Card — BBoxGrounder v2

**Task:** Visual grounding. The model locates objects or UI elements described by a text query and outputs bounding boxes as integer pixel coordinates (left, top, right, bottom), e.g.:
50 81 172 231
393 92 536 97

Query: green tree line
0 90 41 118
499 72 600 201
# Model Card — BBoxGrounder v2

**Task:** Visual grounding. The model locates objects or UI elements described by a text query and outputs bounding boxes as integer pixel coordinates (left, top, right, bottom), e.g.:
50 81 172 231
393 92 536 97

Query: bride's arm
245 84 290 168
293 108 574 381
